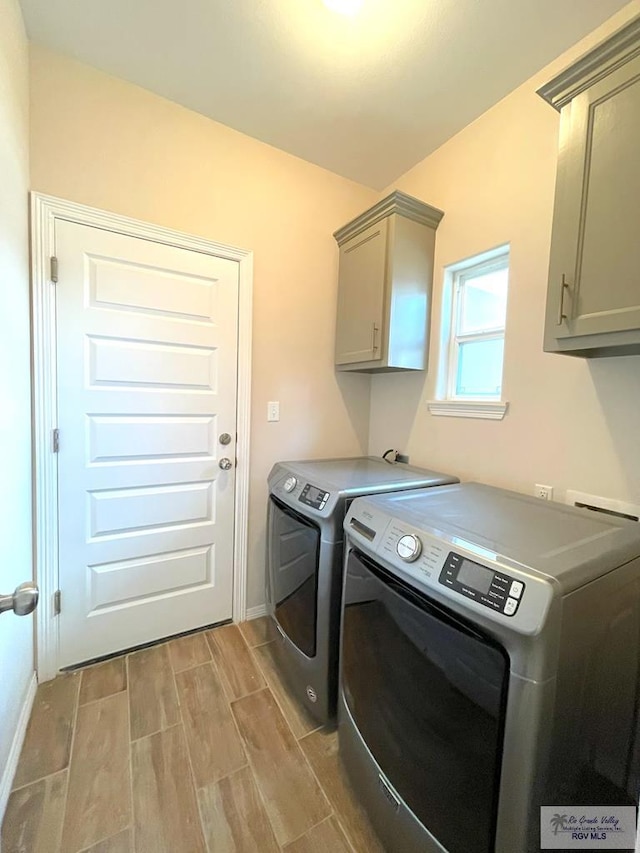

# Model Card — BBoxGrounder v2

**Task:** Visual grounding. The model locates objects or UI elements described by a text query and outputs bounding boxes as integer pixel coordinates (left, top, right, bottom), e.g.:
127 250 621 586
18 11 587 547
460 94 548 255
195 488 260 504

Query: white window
429 246 509 420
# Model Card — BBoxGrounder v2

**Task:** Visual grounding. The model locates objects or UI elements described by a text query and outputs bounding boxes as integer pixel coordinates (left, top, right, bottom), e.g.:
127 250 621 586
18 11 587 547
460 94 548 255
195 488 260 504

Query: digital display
299 483 328 508
457 559 493 595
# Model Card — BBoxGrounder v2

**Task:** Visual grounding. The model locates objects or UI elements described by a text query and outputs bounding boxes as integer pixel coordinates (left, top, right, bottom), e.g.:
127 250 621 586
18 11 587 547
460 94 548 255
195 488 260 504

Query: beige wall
29 45 377 609
0 0 33 809
369 2 640 509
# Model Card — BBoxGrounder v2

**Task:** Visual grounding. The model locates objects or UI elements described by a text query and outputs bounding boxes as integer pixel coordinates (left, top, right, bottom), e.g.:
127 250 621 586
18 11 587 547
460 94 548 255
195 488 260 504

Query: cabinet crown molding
537 16 640 111
333 190 444 246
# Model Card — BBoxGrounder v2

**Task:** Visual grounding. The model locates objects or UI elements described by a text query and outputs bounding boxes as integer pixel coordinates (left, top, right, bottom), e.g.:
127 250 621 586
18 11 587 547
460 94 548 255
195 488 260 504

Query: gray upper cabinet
539 18 640 357
333 191 444 372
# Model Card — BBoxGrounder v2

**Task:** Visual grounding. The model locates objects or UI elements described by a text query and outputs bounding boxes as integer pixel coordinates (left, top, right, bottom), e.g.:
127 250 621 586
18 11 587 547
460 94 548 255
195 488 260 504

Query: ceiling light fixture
323 0 364 16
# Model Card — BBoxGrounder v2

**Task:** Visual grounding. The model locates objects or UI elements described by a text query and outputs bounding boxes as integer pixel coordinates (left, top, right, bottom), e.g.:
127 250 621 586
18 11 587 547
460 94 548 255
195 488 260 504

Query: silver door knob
219 458 233 470
219 433 232 445
0 582 39 616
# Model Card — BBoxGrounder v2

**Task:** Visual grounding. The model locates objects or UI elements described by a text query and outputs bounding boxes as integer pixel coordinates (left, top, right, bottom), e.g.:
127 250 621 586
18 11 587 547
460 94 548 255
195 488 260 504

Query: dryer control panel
439 552 525 616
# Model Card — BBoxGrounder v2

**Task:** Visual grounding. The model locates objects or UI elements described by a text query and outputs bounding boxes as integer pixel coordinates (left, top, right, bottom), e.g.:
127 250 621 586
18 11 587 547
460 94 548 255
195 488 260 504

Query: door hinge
53 590 61 616
50 256 58 283
52 428 60 453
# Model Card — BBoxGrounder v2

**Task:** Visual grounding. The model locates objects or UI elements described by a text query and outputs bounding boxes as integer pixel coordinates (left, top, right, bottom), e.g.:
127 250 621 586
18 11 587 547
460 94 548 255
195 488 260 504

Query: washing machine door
267 495 320 657
342 548 510 853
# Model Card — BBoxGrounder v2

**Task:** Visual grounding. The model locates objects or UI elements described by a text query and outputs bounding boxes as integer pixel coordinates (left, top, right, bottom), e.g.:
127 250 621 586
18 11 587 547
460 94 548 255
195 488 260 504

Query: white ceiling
20 0 630 189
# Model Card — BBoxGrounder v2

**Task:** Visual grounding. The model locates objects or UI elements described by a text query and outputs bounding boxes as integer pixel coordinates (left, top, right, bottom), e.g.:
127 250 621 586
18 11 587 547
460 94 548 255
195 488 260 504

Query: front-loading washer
340 482 640 853
266 456 458 725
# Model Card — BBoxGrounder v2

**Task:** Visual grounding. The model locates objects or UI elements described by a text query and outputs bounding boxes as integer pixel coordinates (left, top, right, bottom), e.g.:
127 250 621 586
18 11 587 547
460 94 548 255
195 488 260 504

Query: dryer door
267 495 320 657
342 548 510 853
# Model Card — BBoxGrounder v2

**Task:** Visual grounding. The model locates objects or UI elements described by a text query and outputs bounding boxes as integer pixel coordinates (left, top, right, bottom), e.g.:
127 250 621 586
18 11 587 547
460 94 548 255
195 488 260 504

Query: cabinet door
335 219 387 365
548 55 640 340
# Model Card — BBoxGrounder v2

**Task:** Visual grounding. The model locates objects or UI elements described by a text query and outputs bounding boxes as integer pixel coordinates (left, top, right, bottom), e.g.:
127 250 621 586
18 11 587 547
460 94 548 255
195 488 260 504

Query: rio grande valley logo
540 806 636 849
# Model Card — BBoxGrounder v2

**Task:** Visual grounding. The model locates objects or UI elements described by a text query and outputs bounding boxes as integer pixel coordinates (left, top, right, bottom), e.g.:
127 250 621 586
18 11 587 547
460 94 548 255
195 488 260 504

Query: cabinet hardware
372 322 380 352
557 274 570 325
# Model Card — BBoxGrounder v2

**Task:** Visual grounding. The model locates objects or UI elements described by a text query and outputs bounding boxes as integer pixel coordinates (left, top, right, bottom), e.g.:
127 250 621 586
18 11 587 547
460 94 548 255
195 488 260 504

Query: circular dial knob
283 476 297 493
396 534 422 562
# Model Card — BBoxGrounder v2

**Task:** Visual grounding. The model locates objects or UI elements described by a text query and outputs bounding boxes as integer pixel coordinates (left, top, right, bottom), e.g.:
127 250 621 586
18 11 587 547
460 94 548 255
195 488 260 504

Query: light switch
267 401 280 422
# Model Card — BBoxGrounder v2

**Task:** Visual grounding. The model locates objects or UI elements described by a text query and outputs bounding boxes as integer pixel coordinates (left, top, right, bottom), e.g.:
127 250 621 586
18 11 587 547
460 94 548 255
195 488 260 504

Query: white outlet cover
534 484 553 500
267 401 280 422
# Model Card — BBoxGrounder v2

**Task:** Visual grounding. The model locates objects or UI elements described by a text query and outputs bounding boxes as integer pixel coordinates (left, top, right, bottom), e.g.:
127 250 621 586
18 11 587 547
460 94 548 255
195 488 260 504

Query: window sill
427 400 509 420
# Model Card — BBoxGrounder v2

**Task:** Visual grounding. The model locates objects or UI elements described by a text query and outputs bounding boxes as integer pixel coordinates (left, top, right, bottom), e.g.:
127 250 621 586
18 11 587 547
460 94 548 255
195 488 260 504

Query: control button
396 534 422 563
509 580 524 599
504 597 518 616
283 476 297 493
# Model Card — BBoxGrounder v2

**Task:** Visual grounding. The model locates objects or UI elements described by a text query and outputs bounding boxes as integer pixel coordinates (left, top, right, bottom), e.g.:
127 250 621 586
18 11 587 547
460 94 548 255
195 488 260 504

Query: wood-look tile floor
2 619 384 853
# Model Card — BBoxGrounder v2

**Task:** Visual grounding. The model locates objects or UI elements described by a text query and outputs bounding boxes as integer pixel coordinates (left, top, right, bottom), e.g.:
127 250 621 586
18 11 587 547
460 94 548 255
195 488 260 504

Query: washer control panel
438 552 525 617
299 482 329 510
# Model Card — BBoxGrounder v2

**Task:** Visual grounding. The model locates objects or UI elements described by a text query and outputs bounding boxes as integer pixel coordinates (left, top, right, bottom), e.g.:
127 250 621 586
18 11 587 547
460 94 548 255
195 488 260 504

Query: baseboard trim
0 672 37 822
245 604 267 620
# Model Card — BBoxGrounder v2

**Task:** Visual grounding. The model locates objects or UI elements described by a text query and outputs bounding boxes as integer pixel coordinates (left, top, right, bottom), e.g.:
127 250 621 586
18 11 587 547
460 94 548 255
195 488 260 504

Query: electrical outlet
534 484 554 501
396 453 410 464
267 401 280 422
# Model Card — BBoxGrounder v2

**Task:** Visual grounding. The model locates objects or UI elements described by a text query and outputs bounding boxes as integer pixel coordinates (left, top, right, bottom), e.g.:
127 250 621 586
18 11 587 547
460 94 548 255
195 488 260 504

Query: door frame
31 193 253 681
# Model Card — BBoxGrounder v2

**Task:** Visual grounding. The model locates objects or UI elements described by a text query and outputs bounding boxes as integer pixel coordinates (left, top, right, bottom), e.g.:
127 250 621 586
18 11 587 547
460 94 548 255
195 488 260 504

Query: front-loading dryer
340 482 640 853
266 456 458 725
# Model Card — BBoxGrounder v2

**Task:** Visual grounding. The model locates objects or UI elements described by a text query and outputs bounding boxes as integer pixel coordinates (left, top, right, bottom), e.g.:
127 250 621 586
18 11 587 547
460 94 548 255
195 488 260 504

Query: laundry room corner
367 2 640 508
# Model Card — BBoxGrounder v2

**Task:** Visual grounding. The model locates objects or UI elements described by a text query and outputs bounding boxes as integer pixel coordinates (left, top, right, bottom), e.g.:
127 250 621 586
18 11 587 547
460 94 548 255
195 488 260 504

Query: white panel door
55 219 239 667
